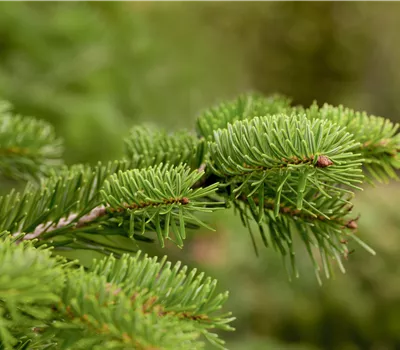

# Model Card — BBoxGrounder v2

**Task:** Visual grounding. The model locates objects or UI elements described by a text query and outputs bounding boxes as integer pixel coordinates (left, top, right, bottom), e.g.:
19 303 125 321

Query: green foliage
306 102 400 183
0 161 222 254
232 190 369 283
0 233 232 350
208 114 363 198
55 270 199 350
102 164 223 248
0 233 66 349
0 101 62 181
0 2 246 165
0 91 398 348
0 161 134 254
196 93 293 141
1 3 400 349
90 253 234 347
51 254 232 350
205 112 369 279
198 92 400 185
125 127 206 170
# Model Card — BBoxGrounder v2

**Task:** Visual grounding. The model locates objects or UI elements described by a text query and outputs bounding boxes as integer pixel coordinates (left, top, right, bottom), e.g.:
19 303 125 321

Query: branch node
316 155 333 168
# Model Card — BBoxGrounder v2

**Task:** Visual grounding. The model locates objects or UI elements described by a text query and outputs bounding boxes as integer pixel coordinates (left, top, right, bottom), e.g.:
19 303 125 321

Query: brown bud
181 197 190 205
198 163 206 172
316 155 333 168
346 220 358 230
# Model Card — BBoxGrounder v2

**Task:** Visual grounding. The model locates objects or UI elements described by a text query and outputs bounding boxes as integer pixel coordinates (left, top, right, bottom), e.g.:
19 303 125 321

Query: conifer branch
305 102 400 182
196 92 399 184
0 91 398 349
101 163 224 247
0 234 233 350
2 162 223 252
0 101 63 181
194 93 398 279
233 190 372 282
0 233 67 349
125 127 206 170
208 114 363 209
196 92 293 140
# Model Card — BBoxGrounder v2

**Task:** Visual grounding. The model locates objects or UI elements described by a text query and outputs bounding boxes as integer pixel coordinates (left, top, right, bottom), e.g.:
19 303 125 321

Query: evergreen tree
0 93 398 349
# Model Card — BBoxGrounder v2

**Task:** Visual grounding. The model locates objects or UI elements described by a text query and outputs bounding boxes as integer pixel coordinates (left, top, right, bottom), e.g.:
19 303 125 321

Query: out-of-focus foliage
0 2 399 350
202 2 400 121
0 2 247 164
0 101 63 181
162 184 400 350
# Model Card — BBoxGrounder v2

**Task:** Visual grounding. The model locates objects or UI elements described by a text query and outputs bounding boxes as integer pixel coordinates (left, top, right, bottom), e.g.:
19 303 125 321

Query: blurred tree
0 2 247 164
201 3 359 103
200 2 400 122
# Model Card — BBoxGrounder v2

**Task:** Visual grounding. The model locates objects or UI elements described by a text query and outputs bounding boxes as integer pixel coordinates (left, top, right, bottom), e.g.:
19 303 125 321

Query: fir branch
1 162 223 252
1 161 131 247
125 126 206 170
52 269 202 350
19 206 107 241
233 190 373 282
208 114 363 212
101 163 224 248
0 101 63 181
306 102 400 182
196 92 294 140
0 234 233 350
3 90 399 349
90 252 235 348
0 233 66 349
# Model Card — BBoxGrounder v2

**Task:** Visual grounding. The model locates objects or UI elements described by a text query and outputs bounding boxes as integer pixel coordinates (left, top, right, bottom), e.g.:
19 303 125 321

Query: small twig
198 163 206 173
14 206 107 241
16 196 193 241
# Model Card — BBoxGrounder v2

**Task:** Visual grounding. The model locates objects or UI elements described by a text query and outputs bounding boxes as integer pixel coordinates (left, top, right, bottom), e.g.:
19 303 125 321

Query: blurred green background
0 2 399 350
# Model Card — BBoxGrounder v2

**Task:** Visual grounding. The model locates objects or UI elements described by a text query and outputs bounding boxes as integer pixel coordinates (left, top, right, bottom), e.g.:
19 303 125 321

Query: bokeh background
0 2 399 350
